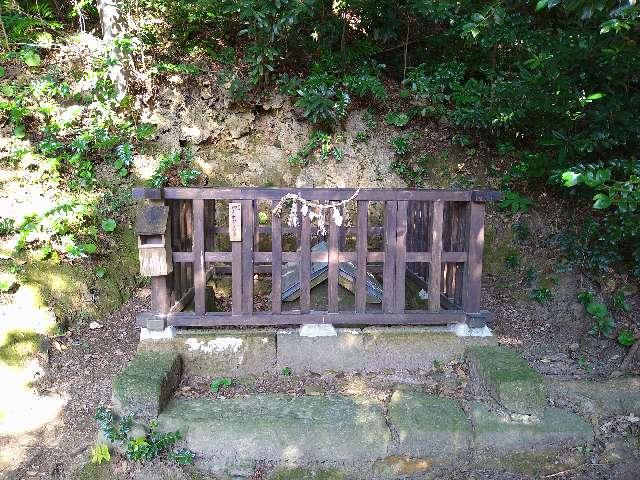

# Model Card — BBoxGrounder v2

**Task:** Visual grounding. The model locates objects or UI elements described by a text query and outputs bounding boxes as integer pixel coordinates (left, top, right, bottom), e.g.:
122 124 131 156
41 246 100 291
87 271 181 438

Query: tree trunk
97 0 128 99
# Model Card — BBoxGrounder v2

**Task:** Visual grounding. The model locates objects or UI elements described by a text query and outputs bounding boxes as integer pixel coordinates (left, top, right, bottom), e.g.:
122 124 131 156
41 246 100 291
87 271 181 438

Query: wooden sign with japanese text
229 202 242 241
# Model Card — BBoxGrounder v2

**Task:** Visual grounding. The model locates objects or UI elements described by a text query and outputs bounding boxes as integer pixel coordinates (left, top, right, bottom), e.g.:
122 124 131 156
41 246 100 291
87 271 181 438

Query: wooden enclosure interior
133 188 500 327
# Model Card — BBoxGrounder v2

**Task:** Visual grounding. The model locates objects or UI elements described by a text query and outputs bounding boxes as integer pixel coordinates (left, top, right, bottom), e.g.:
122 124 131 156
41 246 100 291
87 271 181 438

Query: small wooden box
135 205 173 277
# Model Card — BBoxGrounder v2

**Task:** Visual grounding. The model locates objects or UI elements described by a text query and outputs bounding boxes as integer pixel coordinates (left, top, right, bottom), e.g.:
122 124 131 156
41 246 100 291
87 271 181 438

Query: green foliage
95 407 132 443
0 272 18 293
126 420 182 462
530 287 552 304
500 191 533 213
0 218 15 236
385 112 410 127
90 444 111 465
210 377 233 393
504 252 519 269
617 330 636 347
389 135 413 156
101 219 117 233
288 131 342 166
147 150 202 188
281 366 292 376
612 291 631 313
578 292 615 336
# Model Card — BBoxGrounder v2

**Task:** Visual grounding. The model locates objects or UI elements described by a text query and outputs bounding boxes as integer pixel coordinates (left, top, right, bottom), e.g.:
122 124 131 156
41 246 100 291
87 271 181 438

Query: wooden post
395 201 407 313
328 205 340 313
271 200 282 314
463 201 485 313
241 199 254 314
300 213 311 313
355 201 368 313
428 200 444 312
192 199 206 315
383 201 397 313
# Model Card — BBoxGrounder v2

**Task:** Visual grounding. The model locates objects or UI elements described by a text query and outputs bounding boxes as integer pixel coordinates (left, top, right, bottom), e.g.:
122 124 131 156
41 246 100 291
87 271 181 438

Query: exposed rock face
135 79 404 189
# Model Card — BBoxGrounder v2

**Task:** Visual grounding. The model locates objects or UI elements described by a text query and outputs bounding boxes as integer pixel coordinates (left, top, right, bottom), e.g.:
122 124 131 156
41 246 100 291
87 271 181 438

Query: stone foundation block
470 402 593 453
466 346 547 414
547 376 640 416
277 326 494 373
388 390 472 461
138 328 276 376
112 351 181 419
158 395 390 466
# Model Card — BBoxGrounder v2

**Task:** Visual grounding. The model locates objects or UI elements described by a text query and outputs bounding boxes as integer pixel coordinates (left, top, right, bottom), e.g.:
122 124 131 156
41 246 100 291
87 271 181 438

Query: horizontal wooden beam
137 310 467 327
132 187 501 202
173 251 468 264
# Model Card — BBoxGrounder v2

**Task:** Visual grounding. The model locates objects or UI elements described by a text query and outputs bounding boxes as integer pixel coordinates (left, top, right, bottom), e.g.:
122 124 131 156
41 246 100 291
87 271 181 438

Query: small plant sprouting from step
126 420 192 463
91 444 111 465
210 377 233 393
530 287 552 304
94 407 194 465
95 406 132 442
281 366 292 376
578 291 615 337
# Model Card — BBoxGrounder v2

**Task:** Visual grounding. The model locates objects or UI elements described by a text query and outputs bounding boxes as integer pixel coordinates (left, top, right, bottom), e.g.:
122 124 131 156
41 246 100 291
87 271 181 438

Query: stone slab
138 328 276 376
277 326 495 373
388 390 472 461
470 402 593 453
547 376 640 416
158 395 390 466
112 351 181 419
466 346 547 414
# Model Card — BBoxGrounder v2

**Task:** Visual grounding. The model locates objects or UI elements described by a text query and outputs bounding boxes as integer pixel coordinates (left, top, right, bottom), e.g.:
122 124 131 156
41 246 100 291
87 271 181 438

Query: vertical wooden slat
231 238 242 315
328 205 339 313
463 201 485 313
355 201 368 313
300 213 311 313
192 199 206 315
271 201 282 314
383 201 397 313
395 201 407 313
429 200 444 312
170 200 181 300
241 199 254 314
179 201 187 296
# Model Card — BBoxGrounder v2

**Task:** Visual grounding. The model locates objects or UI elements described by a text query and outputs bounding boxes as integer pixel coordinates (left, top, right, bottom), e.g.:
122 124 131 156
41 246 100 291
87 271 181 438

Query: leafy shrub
578 292 615 336
500 191 533 213
389 135 413 156
91 444 111 465
385 112 410 127
147 150 202 188
617 330 636 347
210 377 233 393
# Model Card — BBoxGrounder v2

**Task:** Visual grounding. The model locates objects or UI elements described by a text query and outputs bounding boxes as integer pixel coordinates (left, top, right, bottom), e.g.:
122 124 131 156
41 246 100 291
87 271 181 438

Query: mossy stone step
471 402 593 453
387 390 471 461
112 351 182 419
466 346 547 414
157 395 390 466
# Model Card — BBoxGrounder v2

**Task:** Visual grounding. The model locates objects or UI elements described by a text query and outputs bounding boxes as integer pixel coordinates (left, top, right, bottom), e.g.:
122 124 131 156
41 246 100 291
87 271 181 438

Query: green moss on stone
270 467 347 480
113 351 181 417
22 226 139 327
466 346 547 413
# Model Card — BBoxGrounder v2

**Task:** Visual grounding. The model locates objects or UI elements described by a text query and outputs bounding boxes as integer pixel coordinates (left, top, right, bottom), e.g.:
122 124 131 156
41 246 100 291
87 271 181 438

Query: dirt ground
0 269 638 479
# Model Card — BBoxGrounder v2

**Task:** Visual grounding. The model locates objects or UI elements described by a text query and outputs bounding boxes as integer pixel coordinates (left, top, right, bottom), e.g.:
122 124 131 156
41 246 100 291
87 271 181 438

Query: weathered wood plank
138 310 468 327
192 199 206 315
300 213 311 313
395 201 408 313
272 200 282 314
463 201 485 313
355 200 368 313
429 200 444 312
241 199 254 314
328 206 339 313
383 201 397 313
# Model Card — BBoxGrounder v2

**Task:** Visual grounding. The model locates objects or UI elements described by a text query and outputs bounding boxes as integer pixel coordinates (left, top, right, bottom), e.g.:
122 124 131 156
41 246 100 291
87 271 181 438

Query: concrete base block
138 328 277 377
277 326 496 373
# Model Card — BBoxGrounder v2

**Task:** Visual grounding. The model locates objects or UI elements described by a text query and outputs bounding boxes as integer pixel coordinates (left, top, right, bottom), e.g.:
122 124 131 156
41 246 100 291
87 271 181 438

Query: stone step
156 391 593 478
157 394 390 467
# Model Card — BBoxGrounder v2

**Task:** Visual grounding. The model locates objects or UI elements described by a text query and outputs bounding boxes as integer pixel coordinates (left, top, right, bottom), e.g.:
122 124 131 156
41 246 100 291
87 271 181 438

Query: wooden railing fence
133 188 501 329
